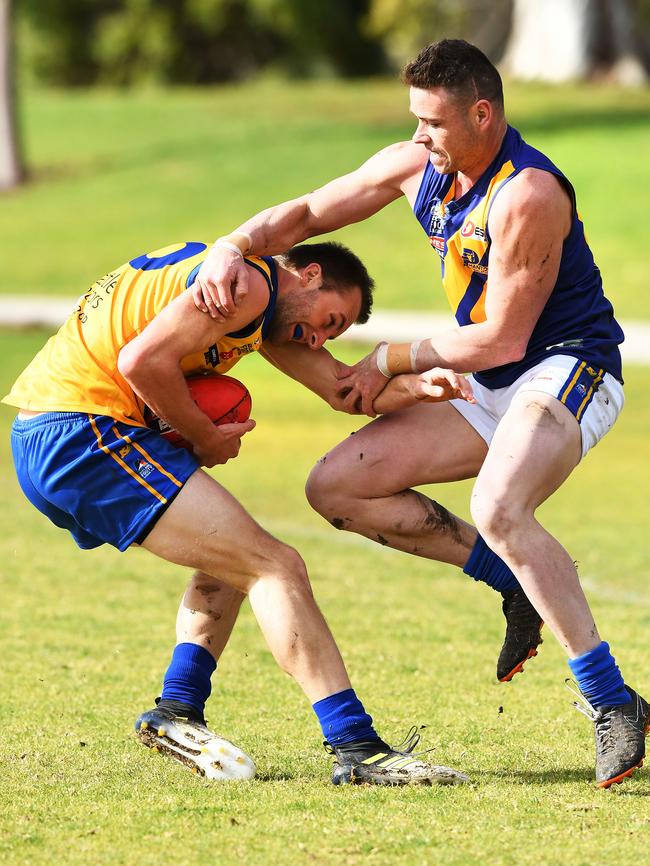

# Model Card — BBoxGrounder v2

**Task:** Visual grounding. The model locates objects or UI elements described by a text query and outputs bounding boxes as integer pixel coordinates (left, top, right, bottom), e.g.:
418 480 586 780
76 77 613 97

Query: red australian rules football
145 374 252 451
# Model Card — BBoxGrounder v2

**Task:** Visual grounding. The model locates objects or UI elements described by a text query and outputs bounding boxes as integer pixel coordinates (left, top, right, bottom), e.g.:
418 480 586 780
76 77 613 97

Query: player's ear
474 98 492 128
300 263 322 287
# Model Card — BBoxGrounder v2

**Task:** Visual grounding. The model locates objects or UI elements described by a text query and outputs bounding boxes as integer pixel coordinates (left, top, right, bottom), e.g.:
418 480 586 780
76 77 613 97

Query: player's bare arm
193 142 428 318
117 274 269 466
373 368 475 414
260 343 360 411
262 341 474 417
339 168 573 415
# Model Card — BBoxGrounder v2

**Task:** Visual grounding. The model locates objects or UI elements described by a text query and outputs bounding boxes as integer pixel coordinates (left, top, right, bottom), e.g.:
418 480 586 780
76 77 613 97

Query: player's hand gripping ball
145 374 252 451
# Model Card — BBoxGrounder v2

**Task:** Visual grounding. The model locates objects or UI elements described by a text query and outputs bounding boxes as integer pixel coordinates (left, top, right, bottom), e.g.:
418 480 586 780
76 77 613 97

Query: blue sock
568 641 630 708
160 642 216 717
463 533 520 593
313 688 379 745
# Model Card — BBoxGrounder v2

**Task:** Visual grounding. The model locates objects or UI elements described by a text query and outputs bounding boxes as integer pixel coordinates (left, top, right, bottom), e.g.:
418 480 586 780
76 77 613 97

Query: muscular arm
117 275 268 465
414 169 572 371
194 142 428 316
339 168 573 414
261 342 473 416
260 343 355 410
238 141 427 253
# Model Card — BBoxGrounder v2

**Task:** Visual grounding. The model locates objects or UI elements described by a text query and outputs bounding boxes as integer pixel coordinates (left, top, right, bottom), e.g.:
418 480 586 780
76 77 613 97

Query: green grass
1 79 649 318
1 329 649 866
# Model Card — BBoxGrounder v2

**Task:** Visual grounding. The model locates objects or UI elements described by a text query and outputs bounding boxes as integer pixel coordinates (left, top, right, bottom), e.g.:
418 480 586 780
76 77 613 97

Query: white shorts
450 355 624 459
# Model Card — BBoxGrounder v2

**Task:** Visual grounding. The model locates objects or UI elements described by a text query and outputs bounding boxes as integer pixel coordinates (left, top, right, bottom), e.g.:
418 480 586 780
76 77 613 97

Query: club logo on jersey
204 345 219 367
428 200 449 260
461 248 488 275
460 220 486 240
576 383 587 396
136 459 154 479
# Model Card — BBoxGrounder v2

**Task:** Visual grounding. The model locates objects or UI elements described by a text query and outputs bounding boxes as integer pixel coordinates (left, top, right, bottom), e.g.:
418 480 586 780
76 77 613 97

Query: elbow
487 335 528 367
117 342 147 387
501 343 528 365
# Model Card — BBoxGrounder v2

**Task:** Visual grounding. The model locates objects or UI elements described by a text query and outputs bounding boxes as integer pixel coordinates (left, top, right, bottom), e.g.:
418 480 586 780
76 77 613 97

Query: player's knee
305 459 349 518
257 540 313 596
470 487 519 545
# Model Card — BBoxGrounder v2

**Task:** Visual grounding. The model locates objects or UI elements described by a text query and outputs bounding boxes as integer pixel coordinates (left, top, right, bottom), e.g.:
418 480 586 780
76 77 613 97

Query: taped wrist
376 342 424 377
214 231 252 256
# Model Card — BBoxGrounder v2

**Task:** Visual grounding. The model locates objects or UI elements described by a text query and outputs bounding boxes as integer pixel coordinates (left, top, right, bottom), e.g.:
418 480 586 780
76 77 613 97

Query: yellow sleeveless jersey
3 242 278 426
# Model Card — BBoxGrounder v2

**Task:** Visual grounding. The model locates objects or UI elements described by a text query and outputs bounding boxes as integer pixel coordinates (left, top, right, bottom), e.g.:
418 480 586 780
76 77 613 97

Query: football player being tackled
191 41 649 789
4 238 474 786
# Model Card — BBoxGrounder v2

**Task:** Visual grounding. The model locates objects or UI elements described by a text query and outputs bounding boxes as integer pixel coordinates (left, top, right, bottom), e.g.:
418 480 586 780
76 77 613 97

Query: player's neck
454 121 507 198
273 262 300 301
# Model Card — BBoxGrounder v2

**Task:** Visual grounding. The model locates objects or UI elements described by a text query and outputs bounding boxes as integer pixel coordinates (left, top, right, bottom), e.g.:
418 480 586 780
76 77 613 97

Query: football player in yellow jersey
192 41 649 788
4 239 473 785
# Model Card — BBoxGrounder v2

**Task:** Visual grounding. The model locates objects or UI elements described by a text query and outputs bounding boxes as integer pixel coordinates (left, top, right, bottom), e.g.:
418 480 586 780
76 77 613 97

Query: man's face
409 86 482 175
268 276 362 349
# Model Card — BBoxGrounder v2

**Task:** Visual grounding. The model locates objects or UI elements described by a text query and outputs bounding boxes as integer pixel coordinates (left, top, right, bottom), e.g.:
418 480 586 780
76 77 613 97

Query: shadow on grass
253 770 298 782
466 766 595 784
468 765 650 790
25 135 223 187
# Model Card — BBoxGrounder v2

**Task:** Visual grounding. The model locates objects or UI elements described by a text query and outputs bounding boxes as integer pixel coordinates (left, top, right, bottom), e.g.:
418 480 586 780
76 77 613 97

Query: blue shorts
10 412 199 551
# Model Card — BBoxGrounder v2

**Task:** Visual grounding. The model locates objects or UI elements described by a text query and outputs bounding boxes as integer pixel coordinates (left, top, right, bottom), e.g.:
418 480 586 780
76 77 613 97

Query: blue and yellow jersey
413 125 624 388
2 242 278 425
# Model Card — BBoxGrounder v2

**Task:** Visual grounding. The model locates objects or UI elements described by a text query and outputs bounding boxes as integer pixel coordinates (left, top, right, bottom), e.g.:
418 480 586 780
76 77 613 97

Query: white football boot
135 701 256 781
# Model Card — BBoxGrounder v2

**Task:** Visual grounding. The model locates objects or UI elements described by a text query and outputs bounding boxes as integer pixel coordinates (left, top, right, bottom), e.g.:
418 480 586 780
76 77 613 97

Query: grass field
1 79 649 319
1 330 649 866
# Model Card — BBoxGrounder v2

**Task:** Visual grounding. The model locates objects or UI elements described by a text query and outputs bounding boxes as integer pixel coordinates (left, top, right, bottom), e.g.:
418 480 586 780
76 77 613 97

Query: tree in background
0 0 23 190
15 0 650 86
20 0 102 86
366 0 513 68
252 0 387 77
502 0 647 84
94 0 283 85
17 0 386 86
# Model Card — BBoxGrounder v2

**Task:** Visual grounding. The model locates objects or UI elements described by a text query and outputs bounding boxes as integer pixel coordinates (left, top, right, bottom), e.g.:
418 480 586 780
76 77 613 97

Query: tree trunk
502 0 647 84
0 0 23 191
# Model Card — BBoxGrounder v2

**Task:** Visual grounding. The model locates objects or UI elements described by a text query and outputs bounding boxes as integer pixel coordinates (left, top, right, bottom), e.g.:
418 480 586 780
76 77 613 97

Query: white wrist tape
376 343 391 378
213 240 245 257
409 340 422 372
237 231 253 251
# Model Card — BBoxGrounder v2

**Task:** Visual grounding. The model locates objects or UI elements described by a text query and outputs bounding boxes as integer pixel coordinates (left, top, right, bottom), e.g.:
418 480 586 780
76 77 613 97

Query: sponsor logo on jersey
205 338 263 367
219 339 262 361
136 459 154 479
429 235 445 259
461 220 486 240
430 214 446 236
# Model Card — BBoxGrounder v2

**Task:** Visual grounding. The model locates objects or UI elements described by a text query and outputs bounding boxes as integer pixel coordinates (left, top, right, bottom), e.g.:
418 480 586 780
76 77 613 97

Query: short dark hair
402 39 504 110
279 241 374 324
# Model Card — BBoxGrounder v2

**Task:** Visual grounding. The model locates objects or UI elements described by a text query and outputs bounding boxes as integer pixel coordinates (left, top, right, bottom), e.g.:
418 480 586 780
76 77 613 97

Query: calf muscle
141 469 353 703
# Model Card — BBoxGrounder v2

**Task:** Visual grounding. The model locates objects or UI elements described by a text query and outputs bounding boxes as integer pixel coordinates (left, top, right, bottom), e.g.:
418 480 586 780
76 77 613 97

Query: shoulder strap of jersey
226 255 278 339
